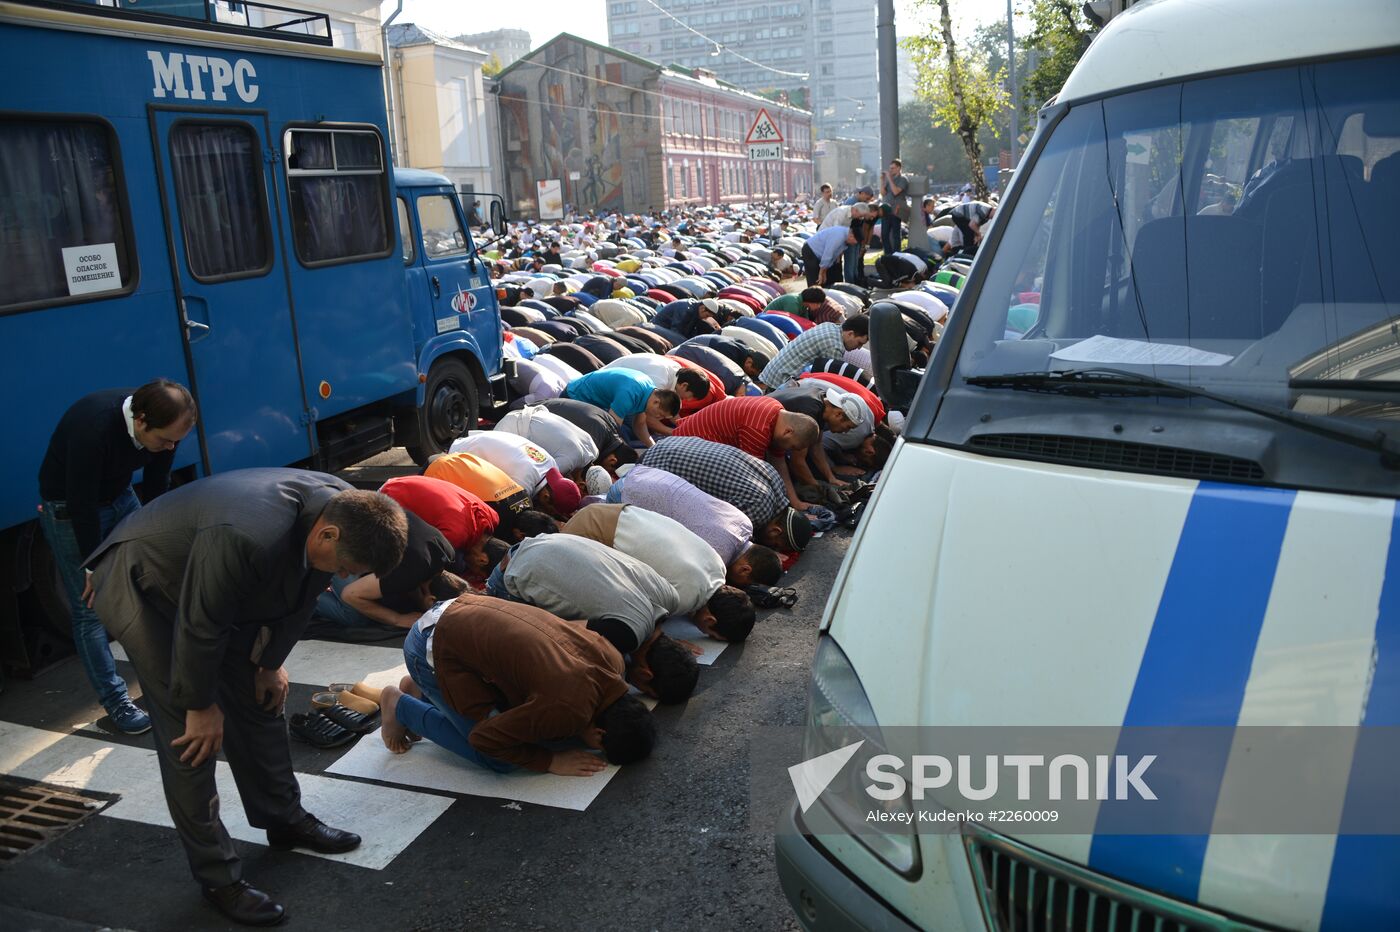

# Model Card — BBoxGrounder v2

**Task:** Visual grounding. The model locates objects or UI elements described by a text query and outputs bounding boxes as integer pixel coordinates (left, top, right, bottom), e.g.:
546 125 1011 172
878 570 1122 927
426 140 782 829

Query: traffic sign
747 143 782 161
745 107 783 145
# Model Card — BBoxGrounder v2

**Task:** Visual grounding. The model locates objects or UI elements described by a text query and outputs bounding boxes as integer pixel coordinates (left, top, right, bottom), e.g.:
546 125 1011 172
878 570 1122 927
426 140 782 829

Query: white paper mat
0 721 450 870
325 733 620 811
660 617 727 665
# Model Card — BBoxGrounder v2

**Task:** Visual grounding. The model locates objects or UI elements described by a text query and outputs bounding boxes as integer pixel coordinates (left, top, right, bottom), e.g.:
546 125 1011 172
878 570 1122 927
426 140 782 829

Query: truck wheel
407 358 478 466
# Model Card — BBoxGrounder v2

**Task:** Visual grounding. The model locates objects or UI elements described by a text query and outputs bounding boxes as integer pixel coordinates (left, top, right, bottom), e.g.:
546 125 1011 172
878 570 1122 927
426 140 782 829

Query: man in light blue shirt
801 225 856 288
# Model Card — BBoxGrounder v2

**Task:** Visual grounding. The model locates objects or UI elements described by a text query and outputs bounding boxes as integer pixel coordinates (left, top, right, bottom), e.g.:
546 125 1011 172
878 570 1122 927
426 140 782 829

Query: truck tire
407 357 478 466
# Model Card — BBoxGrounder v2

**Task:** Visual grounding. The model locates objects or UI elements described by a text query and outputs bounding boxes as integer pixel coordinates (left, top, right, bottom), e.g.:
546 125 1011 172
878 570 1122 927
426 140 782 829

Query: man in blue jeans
380 594 656 775
37 379 196 734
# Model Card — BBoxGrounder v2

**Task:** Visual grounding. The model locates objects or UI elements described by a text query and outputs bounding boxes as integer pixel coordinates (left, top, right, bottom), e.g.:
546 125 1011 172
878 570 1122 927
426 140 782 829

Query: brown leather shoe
201 880 286 926
266 813 361 854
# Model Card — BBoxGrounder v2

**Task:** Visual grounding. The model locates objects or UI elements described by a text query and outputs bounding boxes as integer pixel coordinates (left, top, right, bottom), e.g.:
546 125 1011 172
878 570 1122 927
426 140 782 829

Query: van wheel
407 358 478 466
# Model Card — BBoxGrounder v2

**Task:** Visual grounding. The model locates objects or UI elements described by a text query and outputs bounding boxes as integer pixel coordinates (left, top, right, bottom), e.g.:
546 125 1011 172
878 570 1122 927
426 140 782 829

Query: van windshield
957 52 1400 427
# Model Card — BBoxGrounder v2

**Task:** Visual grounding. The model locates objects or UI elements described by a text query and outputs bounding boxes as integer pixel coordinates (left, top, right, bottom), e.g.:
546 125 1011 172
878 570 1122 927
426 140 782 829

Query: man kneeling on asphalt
487 533 700 704
560 503 757 643
379 595 656 776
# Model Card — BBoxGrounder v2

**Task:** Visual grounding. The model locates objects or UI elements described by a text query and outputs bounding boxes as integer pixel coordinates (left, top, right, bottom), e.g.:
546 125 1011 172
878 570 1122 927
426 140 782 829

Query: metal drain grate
0 777 112 863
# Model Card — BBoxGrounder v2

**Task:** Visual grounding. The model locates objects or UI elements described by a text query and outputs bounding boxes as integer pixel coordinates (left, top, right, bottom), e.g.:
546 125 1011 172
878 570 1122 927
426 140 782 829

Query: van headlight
803 637 920 875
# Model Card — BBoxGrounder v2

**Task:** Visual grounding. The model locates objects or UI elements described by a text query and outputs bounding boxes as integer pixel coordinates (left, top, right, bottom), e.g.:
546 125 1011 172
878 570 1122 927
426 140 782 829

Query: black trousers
93 551 305 888
802 244 844 288
952 215 979 256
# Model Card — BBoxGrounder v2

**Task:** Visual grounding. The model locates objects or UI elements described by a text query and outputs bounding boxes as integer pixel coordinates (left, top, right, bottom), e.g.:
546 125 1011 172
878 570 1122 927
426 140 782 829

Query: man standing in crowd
87 469 408 925
800 224 855 288
812 183 836 225
38 378 197 734
950 199 996 256
880 158 910 257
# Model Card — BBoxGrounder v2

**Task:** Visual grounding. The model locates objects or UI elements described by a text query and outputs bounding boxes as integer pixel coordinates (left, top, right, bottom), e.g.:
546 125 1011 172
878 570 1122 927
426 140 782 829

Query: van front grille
964 825 1266 932
967 433 1265 481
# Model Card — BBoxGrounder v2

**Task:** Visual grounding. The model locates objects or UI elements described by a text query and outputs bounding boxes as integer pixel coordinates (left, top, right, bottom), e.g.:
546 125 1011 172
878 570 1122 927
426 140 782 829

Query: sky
388 0 1019 50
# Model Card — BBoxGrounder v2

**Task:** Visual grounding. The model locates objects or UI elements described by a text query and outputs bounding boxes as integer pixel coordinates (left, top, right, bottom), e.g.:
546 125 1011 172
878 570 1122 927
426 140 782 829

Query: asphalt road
0 450 848 932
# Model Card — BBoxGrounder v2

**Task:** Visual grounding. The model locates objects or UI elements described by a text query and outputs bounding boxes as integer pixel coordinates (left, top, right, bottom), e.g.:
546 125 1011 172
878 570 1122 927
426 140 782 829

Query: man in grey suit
87 468 408 926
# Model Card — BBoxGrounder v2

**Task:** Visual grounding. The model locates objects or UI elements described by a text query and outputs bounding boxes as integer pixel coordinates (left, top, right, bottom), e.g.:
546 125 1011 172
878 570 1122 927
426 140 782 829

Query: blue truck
0 0 506 673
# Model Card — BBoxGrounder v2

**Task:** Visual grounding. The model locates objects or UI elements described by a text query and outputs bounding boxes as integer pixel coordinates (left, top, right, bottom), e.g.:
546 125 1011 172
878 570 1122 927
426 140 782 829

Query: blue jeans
398 621 513 773
38 487 141 711
881 216 902 257
605 477 625 503
843 243 862 284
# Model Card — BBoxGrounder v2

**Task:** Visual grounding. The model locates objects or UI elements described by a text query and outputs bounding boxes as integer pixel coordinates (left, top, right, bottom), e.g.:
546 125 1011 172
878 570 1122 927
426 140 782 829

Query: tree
482 53 504 78
904 0 1007 201
1021 0 1096 113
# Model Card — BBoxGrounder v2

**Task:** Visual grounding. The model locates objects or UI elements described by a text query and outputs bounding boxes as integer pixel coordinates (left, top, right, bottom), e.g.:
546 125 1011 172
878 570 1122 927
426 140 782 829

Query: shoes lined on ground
288 711 358 749
201 879 285 927
310 689 378 716
266 813 361 854
106 698 152 735
320 703 380 735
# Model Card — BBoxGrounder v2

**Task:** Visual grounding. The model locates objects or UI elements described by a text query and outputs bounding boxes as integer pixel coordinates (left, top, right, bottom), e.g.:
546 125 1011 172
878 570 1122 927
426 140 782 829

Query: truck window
0 118 133 311
396 196 415 264
417 194 468 259
284 127 391 265
170 122 272 281
941 51 1400 496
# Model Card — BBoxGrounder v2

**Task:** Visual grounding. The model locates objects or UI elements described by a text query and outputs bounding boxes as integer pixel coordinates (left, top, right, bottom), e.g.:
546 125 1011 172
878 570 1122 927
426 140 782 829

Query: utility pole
876 0 899 167
1006 0 1019 173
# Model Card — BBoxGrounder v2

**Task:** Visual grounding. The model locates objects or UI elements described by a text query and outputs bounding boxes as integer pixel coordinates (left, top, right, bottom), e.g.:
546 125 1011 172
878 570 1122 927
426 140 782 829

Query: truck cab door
412 191 501 373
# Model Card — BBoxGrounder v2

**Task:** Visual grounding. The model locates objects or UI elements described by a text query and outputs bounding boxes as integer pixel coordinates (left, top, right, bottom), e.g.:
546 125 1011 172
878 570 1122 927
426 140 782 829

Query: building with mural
494 33 812 216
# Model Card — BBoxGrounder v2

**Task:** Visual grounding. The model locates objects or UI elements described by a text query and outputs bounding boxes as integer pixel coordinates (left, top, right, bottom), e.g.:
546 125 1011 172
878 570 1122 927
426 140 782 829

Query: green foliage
904 0 1008 199
1021 0 1096 111
482 53 504 78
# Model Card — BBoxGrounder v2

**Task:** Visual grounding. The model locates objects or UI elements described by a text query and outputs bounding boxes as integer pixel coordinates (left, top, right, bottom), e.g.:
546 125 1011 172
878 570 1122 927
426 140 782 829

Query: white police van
777 0 1400 928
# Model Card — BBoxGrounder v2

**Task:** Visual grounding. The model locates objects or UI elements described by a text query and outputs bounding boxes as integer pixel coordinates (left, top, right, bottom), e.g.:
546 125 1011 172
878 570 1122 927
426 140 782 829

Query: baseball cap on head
824 389 862 425
542 467 581 515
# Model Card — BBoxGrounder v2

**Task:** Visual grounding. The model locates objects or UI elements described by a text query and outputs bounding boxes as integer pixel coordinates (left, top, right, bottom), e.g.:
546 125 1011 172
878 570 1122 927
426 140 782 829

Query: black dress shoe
202 880 286 927
266 813 361 854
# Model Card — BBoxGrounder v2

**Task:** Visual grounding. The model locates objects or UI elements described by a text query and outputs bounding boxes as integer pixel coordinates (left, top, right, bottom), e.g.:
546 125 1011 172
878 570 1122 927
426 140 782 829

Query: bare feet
379 685 411 754
399 674 423 700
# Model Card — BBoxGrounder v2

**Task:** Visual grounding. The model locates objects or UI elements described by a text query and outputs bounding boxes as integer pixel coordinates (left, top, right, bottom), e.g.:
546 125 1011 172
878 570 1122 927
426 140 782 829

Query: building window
173 122 272 281
820 41 833 54
0 118 135 310
818 18 832 32
284 127 391 266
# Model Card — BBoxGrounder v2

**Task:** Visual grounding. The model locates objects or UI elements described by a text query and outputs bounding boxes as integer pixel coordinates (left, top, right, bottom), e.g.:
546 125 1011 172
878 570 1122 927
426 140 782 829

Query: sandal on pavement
321 703 381 735
745 585 799 609
289 711 358 749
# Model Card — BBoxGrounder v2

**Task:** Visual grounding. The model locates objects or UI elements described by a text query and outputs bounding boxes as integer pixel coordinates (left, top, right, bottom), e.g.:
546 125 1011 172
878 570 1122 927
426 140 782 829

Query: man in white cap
652 298 724 340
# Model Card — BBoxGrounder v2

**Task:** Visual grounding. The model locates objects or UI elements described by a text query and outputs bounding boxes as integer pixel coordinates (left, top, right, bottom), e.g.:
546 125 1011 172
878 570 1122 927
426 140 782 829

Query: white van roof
1058 0 1400 104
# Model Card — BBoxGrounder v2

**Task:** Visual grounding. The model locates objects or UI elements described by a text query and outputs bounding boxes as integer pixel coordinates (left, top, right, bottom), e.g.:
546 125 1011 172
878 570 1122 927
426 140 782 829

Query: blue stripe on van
1089 482 1295 903
1319 501 1400 931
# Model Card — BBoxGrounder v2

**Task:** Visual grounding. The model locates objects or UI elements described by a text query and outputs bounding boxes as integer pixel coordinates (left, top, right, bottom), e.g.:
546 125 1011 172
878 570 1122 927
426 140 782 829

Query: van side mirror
490 201 507 238
870 301 921 411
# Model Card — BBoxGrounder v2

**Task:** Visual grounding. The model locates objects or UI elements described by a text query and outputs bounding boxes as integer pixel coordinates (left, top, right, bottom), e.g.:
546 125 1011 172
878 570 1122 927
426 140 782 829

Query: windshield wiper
966 368 1400 467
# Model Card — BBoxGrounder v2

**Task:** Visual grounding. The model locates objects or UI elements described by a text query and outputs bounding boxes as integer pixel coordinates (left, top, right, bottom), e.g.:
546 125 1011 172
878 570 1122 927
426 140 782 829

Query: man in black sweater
37 379 196 734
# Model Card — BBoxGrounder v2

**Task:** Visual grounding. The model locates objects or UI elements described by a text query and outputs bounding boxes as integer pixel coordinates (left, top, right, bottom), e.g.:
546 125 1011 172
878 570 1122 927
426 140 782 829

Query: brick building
494 33 812 216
